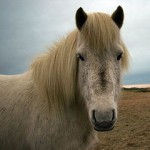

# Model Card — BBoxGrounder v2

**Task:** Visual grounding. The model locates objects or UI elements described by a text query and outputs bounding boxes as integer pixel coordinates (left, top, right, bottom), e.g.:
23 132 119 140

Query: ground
97 90 150 150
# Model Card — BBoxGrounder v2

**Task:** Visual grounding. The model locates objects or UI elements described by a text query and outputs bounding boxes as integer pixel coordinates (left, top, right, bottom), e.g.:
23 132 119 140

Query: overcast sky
0 0 150 84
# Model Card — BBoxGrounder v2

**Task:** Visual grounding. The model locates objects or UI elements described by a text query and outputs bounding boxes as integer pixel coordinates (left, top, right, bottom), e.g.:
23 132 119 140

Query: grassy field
96 90 150 150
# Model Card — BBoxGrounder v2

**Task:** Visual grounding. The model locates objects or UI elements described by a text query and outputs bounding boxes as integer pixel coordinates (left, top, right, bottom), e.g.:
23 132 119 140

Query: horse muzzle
91 109 116 131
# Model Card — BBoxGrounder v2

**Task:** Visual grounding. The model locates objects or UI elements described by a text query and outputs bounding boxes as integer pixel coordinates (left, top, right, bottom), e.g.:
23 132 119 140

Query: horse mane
30 12 129 110
30 30 78 110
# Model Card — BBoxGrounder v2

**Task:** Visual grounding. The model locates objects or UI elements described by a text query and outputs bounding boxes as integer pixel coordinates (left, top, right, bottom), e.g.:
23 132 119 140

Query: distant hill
122 84 150 92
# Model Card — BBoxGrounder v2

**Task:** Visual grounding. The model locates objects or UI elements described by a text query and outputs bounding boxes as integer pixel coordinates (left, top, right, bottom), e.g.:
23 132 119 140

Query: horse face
76 45 122 131
76 7 124 131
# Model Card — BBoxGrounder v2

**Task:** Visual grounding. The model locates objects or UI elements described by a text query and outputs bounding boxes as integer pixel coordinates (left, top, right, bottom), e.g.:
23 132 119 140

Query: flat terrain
97 90 150 150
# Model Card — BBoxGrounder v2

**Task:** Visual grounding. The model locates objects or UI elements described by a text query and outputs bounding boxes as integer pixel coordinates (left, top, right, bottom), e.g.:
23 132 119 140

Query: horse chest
28 110 93 150
51 122 93 150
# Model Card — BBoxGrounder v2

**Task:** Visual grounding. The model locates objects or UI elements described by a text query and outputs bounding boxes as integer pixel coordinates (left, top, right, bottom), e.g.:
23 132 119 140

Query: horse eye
117 53 122 61
77 53 85 61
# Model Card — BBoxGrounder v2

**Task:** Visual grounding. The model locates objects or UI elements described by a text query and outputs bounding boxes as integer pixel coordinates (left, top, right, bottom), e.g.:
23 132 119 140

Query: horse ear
111 6 124 29
76 7 87 30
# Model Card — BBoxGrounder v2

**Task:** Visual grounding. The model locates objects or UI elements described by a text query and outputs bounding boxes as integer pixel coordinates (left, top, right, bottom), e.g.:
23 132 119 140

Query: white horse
0 6 129 150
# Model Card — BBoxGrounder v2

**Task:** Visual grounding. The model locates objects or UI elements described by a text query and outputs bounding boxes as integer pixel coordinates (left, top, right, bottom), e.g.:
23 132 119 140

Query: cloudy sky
0 0 150 84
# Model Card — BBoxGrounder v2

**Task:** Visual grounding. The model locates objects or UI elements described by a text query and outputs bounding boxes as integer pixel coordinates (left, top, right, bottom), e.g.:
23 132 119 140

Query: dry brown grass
96 91 150 150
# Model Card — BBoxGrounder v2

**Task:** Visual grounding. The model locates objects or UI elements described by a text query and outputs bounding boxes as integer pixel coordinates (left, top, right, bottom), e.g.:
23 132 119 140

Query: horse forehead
88 49 113 62
86 54 114 74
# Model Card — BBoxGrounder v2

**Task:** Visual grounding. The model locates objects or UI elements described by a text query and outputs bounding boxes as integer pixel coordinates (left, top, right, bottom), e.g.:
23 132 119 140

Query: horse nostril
112 109 115 122
92 110 97 123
